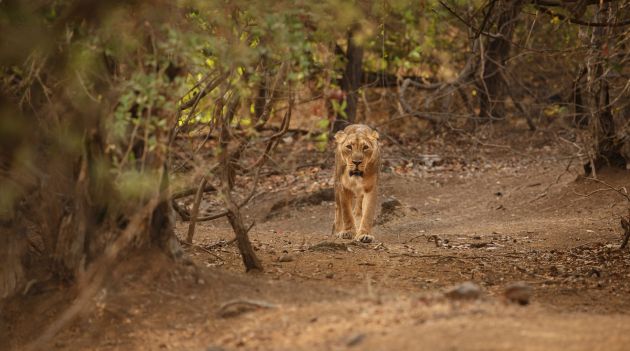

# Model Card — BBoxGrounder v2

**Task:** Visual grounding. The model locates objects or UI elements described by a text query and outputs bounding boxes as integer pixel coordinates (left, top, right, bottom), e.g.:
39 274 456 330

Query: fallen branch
217 299 276 318
205 238 237 250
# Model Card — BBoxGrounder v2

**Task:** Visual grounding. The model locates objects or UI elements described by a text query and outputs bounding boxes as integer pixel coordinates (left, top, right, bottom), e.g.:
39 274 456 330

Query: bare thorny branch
576 177 630 203
176 59 294 264
573 176 630 250
217 83 294 271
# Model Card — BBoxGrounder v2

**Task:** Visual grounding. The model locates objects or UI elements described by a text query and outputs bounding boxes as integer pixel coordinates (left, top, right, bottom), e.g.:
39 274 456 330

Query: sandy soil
3 127 630 351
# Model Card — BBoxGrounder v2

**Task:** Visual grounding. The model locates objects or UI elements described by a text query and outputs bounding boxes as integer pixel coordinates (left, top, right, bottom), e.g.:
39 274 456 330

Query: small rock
197 278 205 285
504 282 532 305
588 267 601 278
346 333 366 347
325 272 334 279
445 282 482 300
278 254 294 262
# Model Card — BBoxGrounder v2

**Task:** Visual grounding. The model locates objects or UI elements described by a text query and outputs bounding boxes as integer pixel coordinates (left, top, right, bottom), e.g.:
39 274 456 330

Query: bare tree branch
534 5 630 27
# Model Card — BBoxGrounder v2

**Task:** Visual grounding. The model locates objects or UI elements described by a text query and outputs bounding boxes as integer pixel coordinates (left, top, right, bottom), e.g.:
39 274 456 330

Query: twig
180 241 224 261
538 157 575 196
178 71 228 112
437 0 502 39
583 177 630 202
186 177 208 243
403 234 427 244
205 238 236 250
235 90 294 211
529 192 547 203
196 210 229 222
171 172 219 200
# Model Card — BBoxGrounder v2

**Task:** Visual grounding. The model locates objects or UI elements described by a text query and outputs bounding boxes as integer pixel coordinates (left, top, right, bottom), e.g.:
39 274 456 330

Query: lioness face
335 129 379 177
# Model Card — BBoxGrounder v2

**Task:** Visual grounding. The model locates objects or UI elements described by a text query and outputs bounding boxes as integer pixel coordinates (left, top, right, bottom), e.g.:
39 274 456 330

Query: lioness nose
352 160 362 166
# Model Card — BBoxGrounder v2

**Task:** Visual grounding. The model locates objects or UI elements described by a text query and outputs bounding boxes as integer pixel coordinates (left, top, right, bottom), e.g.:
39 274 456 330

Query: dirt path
4 136 630 351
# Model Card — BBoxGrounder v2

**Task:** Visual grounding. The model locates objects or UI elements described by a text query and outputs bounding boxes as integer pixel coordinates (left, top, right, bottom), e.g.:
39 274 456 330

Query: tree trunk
219 95 262 272
477 0 524 121
0 96 31 298
223 196 262 272
584 4 627 173
332 29 364 132
0 224 26 299
150 168 181 258
572 67 588 128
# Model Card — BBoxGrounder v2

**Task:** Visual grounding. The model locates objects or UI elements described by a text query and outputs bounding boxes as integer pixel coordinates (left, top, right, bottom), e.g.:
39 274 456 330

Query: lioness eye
346 145 352 150
363 145 369 151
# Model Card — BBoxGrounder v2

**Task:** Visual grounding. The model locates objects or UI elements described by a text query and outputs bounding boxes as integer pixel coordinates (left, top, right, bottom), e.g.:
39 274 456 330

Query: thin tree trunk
186 177 207 243
223 192 262 272
218 95 262 272
572 67 588 128
0 225 25 299
477 0 524 121
332 29 364 132
150 168 181 258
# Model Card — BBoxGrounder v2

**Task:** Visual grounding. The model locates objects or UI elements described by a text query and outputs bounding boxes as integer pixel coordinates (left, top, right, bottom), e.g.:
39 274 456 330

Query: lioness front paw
336 231 354 240
354 234 374 243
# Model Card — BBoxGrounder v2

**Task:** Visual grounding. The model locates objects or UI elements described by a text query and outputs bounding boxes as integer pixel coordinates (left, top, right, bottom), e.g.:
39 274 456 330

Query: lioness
333 124 380 243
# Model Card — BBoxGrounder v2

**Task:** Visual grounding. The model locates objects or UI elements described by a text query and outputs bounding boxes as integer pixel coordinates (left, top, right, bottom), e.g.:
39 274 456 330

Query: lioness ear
334 131 346 143
369 130 379 141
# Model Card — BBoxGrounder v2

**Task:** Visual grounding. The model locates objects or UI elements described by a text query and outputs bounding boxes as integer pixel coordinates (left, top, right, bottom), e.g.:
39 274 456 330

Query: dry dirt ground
3 126 630 351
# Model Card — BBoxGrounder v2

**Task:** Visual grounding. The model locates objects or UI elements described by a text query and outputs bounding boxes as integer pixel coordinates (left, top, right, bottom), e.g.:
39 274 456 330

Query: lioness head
334 124 380 177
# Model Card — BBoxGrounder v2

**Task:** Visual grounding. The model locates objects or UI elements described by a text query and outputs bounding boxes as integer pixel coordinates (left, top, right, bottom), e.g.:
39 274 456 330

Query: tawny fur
333 124 380 243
